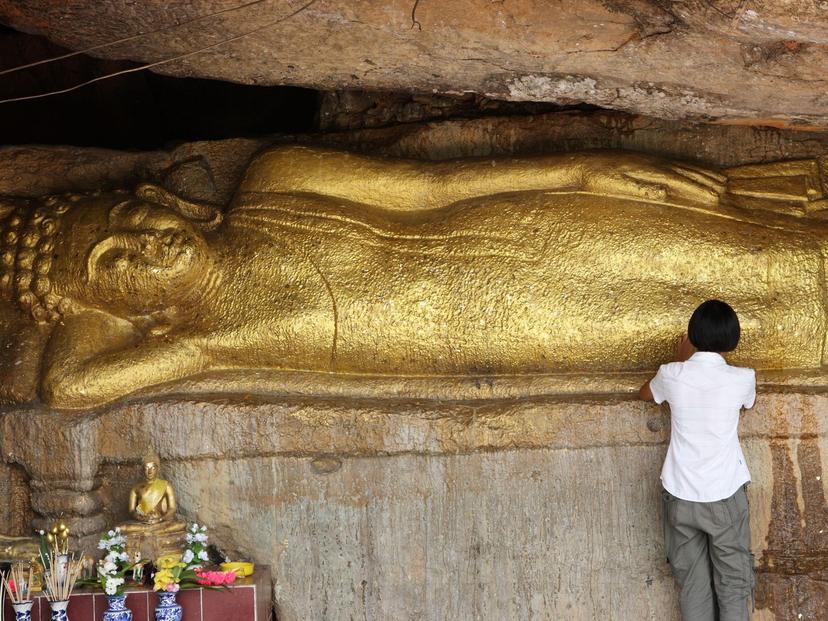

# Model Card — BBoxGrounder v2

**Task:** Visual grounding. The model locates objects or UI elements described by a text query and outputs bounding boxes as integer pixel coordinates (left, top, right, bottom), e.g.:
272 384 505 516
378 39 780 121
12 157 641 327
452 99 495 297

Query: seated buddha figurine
117 453 186 558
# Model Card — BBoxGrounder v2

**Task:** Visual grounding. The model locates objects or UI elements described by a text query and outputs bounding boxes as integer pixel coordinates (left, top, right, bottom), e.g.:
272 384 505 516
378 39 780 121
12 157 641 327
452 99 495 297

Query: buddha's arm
427 151 726 208
243 146 725 210
164 484 177 516
41 311 208 410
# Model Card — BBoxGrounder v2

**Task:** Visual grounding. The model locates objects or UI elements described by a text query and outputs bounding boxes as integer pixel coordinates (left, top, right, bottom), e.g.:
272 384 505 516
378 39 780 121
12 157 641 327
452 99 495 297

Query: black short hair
687 300 740 352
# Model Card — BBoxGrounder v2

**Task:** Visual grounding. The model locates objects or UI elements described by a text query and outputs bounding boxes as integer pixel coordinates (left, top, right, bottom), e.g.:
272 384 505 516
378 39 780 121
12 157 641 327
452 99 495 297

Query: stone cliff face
3 388 828 620
1 1 827 128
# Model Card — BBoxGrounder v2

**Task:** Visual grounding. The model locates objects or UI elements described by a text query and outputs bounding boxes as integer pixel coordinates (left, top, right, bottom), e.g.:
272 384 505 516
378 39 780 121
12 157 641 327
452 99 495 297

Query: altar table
2 566 272 621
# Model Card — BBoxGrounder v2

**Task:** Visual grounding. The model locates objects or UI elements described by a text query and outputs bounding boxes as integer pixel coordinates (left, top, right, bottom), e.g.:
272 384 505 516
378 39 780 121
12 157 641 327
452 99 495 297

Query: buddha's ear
135 183 223 232
0 198 15 220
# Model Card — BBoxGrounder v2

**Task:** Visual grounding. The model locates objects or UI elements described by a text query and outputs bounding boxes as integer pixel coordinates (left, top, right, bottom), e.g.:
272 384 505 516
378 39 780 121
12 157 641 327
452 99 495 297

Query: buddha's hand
576 153 726 206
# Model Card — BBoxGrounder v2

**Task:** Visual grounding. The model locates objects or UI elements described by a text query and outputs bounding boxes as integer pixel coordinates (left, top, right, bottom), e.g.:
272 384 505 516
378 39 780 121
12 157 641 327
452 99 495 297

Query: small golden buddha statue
117 452 186 558
129 456 177 524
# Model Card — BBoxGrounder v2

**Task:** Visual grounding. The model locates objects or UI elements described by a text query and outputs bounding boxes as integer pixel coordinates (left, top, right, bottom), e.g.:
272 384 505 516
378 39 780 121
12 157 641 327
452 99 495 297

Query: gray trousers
662 485 755 621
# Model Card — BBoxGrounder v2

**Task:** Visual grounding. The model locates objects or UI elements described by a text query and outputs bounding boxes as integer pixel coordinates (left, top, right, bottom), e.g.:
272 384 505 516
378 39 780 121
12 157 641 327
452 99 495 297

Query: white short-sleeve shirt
650 351 756 502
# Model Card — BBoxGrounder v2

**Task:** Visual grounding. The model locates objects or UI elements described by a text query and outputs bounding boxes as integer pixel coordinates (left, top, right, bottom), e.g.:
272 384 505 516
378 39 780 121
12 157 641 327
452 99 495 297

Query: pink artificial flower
165 583 180 593
194 569 237 586
193 569 211 586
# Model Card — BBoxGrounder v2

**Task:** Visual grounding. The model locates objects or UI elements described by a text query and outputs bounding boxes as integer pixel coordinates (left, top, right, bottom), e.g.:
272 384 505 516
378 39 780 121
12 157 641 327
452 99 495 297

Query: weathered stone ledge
2 388 826 463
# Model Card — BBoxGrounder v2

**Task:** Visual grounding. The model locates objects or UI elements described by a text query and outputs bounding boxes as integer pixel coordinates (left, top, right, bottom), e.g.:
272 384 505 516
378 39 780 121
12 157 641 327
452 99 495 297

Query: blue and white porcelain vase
103 594 133 621
154 591 182 621
48 599 69 621
11 600 34 621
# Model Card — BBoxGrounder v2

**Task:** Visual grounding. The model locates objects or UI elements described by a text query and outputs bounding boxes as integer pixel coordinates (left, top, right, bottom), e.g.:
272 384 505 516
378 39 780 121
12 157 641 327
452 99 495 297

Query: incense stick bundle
42 550 85 602
1 562 33 603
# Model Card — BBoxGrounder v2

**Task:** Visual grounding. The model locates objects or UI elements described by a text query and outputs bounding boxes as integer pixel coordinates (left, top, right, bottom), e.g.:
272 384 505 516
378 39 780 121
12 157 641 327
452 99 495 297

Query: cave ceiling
0 0 827 129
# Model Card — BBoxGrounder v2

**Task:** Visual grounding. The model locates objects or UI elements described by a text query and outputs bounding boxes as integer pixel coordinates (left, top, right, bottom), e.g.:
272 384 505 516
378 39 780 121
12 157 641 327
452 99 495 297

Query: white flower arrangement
182 523 209 570
96 527 135 596
104 576 125 595
98 529 127 550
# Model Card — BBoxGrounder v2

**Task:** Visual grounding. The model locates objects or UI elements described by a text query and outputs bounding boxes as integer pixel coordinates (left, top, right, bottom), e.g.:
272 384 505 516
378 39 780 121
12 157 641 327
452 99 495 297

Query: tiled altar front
1 567 271 621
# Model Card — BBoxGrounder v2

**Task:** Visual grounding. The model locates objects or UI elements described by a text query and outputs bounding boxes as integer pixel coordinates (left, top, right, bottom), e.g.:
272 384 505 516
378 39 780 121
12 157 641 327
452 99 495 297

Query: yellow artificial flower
153 568 178 591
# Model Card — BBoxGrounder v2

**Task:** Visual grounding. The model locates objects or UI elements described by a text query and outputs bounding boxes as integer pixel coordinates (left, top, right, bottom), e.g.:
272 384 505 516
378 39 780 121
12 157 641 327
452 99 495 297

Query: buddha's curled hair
1 185 221 324
0 194 73 324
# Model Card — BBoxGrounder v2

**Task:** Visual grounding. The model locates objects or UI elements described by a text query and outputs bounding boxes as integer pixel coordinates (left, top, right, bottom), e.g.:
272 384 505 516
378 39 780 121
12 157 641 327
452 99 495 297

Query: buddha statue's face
144 461 158 481
51 194 211 317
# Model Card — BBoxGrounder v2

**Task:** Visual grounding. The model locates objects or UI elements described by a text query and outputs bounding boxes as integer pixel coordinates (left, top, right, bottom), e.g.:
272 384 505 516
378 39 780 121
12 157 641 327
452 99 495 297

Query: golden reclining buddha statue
0 146 827 410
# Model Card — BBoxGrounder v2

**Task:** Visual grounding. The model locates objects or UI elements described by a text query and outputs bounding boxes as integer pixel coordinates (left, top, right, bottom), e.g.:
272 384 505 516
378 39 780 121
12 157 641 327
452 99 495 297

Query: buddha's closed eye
86 233 144 281
86 232 189 282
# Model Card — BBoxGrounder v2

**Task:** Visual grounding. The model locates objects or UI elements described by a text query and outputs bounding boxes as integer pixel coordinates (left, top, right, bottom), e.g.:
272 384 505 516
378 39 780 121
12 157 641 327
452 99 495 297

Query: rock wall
3 390 828 620
3 1 828 127
0 460 31 536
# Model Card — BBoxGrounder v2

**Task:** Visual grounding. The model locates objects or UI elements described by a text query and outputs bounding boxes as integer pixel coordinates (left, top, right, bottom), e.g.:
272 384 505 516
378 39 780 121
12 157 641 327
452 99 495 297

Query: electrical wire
0 0 319 105
0 0 272 77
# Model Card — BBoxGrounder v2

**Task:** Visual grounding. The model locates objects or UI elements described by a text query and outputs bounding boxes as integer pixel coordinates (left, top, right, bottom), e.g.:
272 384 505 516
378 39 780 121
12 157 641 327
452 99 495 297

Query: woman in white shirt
640 300 756 621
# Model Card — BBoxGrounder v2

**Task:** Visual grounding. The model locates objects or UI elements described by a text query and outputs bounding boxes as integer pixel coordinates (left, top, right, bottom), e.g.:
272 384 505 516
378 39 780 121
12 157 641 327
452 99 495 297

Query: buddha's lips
86 229 191 280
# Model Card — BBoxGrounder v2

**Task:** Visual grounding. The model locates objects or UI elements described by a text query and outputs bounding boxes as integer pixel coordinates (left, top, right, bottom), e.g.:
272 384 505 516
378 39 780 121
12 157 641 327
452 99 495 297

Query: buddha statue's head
144 459 159 481
0 184 222 323
142 448 162 482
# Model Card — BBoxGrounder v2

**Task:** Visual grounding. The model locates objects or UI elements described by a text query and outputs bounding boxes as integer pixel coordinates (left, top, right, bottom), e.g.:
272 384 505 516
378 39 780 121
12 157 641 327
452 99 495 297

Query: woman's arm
639 334 695 401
